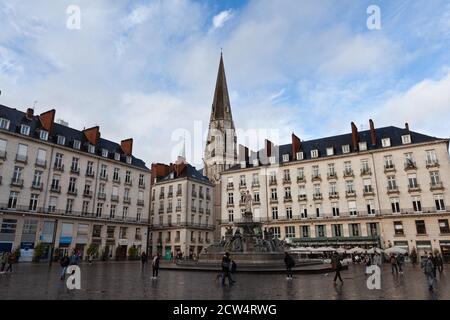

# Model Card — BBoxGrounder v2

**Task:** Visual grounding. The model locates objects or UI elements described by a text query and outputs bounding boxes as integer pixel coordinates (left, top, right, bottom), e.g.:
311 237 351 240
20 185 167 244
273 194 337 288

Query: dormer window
253 159 259 167
0 118 10 130
126 156 132 164
102 149 109 158
282 154 289 162
114 153 121 161
73 140 81 150
39 130 48 141
88 144 95 154
269 156 276 164
342 145 350 154
326 147 334 156
359 142 367 151
296 152 304 160
401 134 411 144
381 138 391 148
311 149 319 158
20 125 30 135
57 135 66 145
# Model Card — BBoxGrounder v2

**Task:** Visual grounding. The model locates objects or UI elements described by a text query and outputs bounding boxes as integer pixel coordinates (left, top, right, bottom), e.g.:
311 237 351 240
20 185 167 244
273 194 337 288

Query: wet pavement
0 262 448 300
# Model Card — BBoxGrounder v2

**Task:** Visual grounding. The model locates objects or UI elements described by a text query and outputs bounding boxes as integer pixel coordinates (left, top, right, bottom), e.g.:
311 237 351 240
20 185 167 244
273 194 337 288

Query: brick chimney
121 138 133 156
26 108 34 120
39 109 56 133
265 139 273 158
291 133 301 158
83 126 100 146
150 163 171 184
369 119 376 146
351 122 359 151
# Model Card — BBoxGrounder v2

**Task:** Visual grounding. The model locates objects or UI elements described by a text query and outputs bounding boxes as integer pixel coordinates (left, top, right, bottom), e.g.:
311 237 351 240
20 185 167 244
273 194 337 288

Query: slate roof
0 104 149 170
157 163 211 184
225 126 447 172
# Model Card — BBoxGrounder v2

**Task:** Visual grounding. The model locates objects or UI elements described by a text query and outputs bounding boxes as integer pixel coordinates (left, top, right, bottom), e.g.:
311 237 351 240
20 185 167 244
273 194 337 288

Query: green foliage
87 244 99 257
127 246 140 260
33 243 44 262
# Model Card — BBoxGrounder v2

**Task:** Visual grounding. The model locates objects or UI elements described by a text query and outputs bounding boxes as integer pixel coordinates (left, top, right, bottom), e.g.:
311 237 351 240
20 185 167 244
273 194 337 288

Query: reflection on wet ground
0 262 447 300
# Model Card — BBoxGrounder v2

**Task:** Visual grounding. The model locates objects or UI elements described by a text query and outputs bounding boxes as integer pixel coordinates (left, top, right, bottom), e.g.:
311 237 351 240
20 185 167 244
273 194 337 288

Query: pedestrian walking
88 253 93 266
221 252 233 286
229 259 237 284
59 254 70 280
410 249 418 266
421 253 436 291
5 252 14 272
331 252 343 284
436 253 444 274
141 251 148 269
284 252 295 279
69 250 79 265
397 254 405 274
430 252 438 278
1 252 8 272
390 254 398 275
151 253 160 279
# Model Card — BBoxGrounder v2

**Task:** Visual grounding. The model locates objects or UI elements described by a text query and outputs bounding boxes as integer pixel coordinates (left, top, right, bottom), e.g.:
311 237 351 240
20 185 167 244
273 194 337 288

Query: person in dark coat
5 252 14 272
59 254 70 280
221 252 233 286
331 252 343 283
435 253 444 273
284 252 295 279
141 251 148 269
152 253 160 279
422 253 436 291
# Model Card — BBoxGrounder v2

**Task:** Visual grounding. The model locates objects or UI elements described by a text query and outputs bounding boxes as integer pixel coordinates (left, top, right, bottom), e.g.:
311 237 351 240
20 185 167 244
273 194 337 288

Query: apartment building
149 157 215 259
0 105 150 261
220 120 450 261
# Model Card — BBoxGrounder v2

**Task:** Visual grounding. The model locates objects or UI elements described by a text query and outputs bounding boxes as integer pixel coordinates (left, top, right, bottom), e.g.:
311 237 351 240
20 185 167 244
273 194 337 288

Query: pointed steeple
211 53 233 121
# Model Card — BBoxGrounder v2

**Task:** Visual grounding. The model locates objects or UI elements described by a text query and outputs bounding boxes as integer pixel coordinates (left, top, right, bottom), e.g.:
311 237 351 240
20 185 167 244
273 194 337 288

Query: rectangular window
381 138 391 147
316 225 326 238
342 145 350 154
359 141 367 151
1 219 17 233
57 135 66 145
271 207 278 220
394 221 404 235
20 124 30 135
326 147 334 156
300 226 310 238
349 223 360 237
391 198 400 213
435 194 445 211
438 219 450 234
415 220 426 235
367 223 379 236
285 226 295 238
332 224 343 237
39 130 48 141
412 196 422 212
8 192 19 209
348 201 357 216
0 118 10 130
401 134 411 144
73 140 81 150
311 149 319 158
102 149 109 157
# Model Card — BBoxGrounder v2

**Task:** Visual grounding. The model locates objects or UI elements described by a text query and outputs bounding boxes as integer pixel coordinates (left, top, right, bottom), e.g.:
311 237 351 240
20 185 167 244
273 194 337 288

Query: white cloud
212 9 233 29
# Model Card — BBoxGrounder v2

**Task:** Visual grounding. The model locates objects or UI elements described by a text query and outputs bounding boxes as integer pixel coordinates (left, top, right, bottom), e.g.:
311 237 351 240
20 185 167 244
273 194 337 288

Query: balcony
387 186 400 194
54 163 64 172
206 208 211 214
137 199 144 206
408 184 421 193
239 183 247 190
99 174 108 181
85 170 95 178
190 238 196 243
283 178 291 184
35 159 47 168
50 185 61 193
97 192 106 200
15 154 28 164
10 178 24 188
83 190 93 198
329 192 339 199
430 182 444 191
363 187 375 196
404 161 417 171
226 183 234 190
205 239 211 244
70 166 80 175
343 169 354 178
227 202 234 208
159 194 165 199
0 150 6 160
111 195 119 202
138 182 146 189
327 172 338 180
31 182 43 191
167 192 173 198
112 176 121 184
269 178 277 186
311 174 321 182
124 179 132 186
67 188 78 196
174 237 180 243
426 160 439 169
345 190 356 198
206 194 211 201
176 190 182 196
298 194 307 201
199 207 204 214
191 191 197 198
158 208 164 214
283 196 292 203
199 192 204 199
165 238 171 242
313 193 323 201
360 168 372 176
384 164 396 173
270 197 278 204
191 206 197 213
297 176 306 183
198 238 204 244
167 207 173 213
123 197 131 204
176 206 181 212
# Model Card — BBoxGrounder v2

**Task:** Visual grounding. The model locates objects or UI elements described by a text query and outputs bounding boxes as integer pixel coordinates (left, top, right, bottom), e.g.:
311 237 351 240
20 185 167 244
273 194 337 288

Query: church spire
211 53 232 121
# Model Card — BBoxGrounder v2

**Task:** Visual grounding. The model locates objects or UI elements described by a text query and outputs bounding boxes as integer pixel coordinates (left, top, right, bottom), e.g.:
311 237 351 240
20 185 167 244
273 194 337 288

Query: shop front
416 240 432 259
440 241 450 262
38 221 56 261
164 246 172 260
116 239 128 260
19 242 35 262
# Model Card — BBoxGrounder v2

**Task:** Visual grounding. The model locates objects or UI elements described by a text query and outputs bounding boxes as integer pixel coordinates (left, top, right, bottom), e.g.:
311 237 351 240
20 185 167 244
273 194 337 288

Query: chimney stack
405 122 409 132
121 138 133 156
83 126 101 146
351 122 359 151
369 119 376 146
39 109 56 133
265 139 273 158
26 108 34 119
291 133 301 158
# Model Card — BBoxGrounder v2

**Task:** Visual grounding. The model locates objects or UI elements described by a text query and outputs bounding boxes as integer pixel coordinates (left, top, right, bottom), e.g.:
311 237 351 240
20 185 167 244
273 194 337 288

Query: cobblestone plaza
0 262 448 300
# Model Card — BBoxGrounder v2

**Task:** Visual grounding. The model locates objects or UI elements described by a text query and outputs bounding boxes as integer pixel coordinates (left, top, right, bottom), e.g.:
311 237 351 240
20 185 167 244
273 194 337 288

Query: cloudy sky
1 0 449 168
